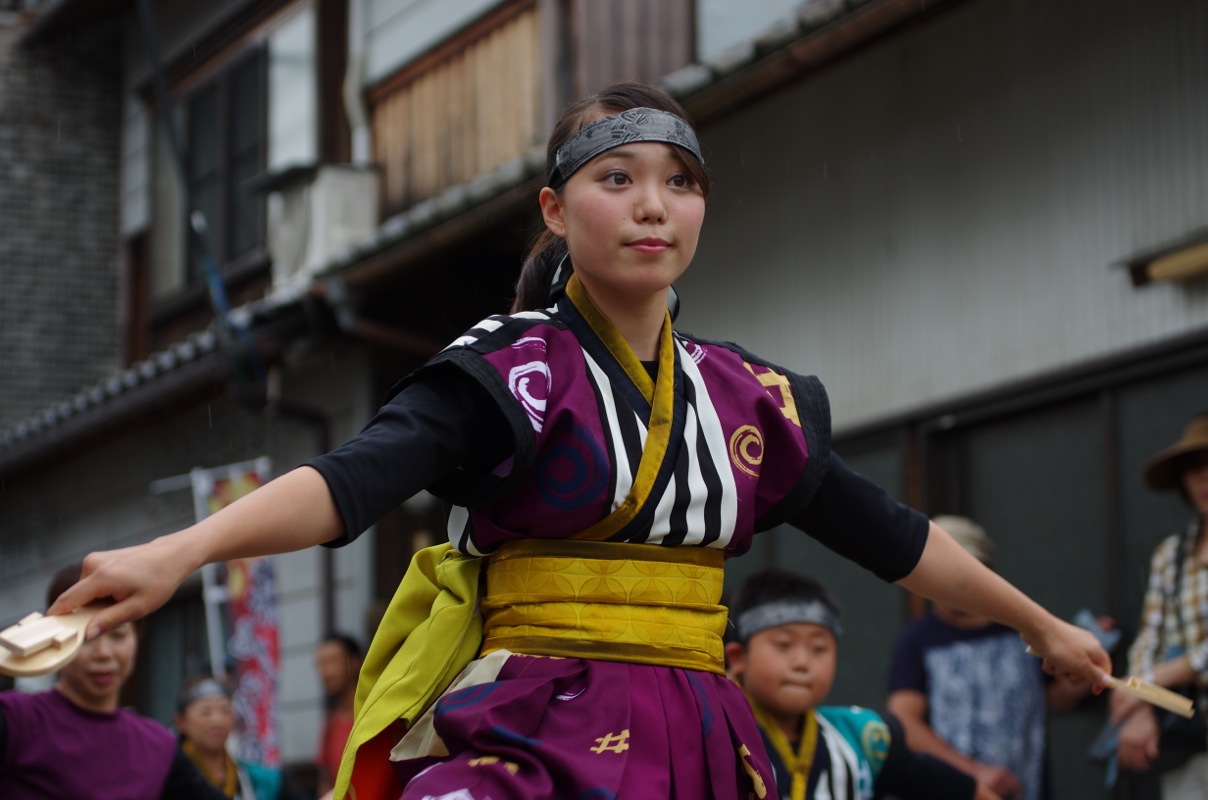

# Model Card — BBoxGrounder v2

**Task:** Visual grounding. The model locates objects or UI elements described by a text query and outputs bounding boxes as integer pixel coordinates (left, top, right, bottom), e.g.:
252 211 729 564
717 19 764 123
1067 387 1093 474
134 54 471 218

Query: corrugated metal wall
680 0 1208 431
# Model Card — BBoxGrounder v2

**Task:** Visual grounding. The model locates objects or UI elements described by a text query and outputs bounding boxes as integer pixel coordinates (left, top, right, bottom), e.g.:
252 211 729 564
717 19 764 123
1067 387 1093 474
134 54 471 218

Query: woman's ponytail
511 229 568 313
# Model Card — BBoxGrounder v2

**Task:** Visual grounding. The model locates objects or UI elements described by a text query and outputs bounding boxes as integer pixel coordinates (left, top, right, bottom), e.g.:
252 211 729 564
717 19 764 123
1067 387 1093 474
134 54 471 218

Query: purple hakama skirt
397 654 772 799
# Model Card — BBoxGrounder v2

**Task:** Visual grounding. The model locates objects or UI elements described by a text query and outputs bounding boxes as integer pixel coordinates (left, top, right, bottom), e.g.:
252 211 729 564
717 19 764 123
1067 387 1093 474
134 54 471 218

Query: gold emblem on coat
730 425 764 478
744 362 801 427
469 756 520 774
738 743 769 798
591 729 631 754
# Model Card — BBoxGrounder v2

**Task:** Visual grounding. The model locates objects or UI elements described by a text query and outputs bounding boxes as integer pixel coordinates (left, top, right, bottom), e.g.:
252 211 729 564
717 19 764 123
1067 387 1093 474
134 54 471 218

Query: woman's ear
539 187 566 238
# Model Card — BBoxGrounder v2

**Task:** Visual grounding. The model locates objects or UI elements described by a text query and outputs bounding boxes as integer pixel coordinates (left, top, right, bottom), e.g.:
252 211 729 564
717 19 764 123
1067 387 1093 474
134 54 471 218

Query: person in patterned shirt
1112 413 1208 798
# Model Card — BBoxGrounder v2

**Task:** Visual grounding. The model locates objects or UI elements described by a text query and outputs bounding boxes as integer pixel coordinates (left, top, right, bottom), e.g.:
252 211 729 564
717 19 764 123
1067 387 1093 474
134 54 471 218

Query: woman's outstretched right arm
48 465 342 637
47 367 517 638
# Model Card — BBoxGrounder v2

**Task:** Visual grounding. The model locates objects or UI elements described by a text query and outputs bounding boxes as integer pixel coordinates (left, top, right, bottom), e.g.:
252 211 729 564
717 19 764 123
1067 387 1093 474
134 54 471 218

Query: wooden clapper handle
1104 675 1195 719
1026 645 1195 719
0 605 104 678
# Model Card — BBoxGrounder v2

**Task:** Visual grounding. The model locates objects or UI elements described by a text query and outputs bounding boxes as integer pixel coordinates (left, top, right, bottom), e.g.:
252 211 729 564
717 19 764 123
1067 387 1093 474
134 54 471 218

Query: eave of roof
0 331 226 481
670 0 961 123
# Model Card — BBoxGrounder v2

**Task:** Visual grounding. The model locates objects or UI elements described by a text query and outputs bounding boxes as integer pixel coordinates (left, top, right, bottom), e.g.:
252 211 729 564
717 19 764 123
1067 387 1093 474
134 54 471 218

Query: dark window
184 48 267 284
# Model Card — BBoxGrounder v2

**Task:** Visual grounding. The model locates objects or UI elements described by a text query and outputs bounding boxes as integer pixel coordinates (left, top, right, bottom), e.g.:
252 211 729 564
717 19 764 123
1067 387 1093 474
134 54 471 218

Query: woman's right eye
604 171 631 185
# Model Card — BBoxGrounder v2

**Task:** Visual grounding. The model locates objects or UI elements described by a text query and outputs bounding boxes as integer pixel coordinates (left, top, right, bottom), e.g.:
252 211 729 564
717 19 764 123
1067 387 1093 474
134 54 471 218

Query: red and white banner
190 458 280 766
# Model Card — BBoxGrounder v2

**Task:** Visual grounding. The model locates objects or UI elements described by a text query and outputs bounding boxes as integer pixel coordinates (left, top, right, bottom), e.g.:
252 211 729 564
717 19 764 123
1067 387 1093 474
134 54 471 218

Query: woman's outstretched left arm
899 521 1112 689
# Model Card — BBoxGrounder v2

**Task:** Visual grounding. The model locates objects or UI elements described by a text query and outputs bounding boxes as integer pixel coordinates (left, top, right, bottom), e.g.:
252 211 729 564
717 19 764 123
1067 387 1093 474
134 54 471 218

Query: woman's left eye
669 174 690 188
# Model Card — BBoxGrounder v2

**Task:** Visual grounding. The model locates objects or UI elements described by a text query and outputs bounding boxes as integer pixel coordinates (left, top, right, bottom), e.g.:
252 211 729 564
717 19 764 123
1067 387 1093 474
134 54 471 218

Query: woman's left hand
1024 616 1112 691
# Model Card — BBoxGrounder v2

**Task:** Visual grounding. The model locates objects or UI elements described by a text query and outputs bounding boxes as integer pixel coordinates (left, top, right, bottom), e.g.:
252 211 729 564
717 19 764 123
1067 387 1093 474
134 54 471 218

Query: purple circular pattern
536 423 609 510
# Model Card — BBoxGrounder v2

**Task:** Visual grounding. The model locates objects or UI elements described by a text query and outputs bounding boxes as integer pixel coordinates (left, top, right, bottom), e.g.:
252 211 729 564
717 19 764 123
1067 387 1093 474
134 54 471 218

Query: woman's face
540 138 705 314
176 694 236 755
56 622 137 713
1181 451 1208 515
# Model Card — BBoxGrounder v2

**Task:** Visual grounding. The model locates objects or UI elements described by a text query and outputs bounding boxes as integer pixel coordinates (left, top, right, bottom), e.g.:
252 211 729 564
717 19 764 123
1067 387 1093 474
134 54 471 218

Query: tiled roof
665 0 855 98
1 330 219 449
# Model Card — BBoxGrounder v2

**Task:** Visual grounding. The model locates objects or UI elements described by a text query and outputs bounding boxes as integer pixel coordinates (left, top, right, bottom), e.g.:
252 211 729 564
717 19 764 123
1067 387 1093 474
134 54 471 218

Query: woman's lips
628 238 670 254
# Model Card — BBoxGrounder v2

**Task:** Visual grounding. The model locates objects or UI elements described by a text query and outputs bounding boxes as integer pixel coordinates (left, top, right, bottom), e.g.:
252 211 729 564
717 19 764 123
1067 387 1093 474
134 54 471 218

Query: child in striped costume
727 568 999 800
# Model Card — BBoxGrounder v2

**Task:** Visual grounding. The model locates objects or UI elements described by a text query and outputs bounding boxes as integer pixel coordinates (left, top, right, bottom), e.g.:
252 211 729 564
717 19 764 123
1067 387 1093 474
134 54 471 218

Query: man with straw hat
1142 413 1208 494
1111 413 1208 798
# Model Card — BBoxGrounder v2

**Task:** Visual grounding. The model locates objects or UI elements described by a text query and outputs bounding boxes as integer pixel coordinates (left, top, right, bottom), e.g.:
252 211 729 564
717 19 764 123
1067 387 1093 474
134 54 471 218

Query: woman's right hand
46 467 344 637
47 531 201 638
1115 705 1160 772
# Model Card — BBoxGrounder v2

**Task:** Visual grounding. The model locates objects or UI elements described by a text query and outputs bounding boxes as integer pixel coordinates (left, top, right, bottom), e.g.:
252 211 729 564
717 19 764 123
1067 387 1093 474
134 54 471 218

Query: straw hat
1143 413 1208 491
933 515 995 566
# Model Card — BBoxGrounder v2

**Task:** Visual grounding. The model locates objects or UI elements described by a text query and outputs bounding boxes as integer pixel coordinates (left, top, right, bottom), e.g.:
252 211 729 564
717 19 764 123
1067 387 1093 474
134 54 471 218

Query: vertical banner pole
191 468 228 681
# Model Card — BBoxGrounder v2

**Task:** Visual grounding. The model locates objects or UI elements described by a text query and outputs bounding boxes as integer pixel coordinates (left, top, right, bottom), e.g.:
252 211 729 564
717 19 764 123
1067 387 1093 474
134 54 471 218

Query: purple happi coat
388 281 831 800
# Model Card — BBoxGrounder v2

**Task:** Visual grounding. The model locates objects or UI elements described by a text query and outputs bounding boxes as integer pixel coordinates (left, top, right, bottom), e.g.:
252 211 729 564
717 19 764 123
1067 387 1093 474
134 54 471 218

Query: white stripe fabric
442 325 743 552
583 351 632 514
446 505 477 556
676 337 738 546
815 715 874 800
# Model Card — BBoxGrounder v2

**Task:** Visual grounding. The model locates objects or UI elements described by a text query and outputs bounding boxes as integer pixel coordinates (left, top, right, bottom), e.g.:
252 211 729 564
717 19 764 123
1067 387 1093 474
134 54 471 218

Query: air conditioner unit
264 164 379 295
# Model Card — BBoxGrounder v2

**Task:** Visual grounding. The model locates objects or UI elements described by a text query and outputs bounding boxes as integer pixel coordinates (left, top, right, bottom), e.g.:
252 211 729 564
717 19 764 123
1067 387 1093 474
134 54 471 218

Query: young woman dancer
52 83 1110 800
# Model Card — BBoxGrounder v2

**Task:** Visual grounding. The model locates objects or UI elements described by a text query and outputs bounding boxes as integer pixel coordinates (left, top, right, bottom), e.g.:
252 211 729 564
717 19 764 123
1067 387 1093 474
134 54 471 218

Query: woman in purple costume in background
0 563 223 799
51 83 1111 800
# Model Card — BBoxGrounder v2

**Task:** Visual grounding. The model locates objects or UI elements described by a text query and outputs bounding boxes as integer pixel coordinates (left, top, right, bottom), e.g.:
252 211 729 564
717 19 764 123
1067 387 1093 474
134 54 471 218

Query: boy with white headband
727 569 999 800
55 82 1111 800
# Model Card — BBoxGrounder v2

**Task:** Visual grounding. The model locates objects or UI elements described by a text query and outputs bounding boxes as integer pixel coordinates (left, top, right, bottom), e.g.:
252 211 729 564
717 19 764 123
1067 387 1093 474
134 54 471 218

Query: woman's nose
87 638 114 660
633 184 667 223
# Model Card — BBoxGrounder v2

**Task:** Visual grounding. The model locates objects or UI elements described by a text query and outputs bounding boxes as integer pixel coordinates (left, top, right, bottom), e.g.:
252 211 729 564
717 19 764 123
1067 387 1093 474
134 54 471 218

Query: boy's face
728 622 837 734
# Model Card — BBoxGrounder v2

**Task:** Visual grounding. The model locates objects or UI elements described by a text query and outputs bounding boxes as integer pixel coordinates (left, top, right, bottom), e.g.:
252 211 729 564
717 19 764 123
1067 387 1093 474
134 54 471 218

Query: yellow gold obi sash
480 539 727 674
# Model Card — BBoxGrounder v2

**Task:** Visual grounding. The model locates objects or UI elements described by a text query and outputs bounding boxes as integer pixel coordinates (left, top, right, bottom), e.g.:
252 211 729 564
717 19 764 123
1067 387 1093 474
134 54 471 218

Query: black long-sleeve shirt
310 365 927 582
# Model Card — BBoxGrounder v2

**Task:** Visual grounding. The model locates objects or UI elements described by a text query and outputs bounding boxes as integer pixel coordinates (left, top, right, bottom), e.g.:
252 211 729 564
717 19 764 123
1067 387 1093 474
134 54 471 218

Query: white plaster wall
120 92 150 237
273 346 378 763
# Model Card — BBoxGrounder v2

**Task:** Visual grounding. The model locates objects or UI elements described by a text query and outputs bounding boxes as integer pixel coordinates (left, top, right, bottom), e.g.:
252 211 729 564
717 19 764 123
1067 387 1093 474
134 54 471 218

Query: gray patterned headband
176 677 230 712
735 600 842 643
547 107 704 189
